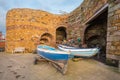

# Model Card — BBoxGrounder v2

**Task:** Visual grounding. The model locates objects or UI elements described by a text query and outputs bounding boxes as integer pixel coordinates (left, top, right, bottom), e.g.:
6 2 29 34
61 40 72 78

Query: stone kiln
6 0 120 68
6 9 68 53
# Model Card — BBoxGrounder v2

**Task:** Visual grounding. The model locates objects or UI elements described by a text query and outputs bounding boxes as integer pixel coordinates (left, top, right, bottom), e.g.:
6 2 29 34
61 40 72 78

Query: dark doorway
56 27 67 44
84 9 108 63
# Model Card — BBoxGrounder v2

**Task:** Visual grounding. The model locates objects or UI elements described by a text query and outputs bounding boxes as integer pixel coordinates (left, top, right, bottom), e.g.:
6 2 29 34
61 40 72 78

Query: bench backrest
14 47 25 51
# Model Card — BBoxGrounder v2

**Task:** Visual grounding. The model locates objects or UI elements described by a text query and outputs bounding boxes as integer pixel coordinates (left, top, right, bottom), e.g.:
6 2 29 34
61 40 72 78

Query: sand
0 52 119 80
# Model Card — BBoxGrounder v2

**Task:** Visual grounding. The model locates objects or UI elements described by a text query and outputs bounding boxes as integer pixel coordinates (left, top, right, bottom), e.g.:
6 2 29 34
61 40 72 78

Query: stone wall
67 0 108 40
67 0 120 61
6 8 68 53
107 0 120 60
6 0 120 62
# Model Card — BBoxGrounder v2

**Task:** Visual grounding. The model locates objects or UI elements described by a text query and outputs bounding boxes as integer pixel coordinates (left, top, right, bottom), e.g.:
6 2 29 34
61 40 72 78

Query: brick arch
40 38 49 44
83 10 108 63
82 25 89 44
41 33 53 39
56 25 67 29
40 33 53 45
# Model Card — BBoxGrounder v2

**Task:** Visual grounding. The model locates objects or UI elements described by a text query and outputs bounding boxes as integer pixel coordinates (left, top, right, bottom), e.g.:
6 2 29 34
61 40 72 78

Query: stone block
115 9 120 14
112 41 120 46
113 31 120 35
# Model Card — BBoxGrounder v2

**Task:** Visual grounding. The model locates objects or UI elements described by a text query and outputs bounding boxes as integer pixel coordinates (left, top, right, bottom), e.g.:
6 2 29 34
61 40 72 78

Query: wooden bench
12 47 25 53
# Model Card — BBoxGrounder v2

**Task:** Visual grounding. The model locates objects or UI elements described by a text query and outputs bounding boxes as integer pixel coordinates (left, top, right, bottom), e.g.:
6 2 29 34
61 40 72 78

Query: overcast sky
0 0 83 35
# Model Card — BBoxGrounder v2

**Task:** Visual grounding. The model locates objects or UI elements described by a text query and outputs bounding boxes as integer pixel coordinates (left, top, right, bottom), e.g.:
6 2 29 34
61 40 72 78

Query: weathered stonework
6 8 68 53
67 0 120 62
107 1 120 58
67 0 108 40
6 0 120 63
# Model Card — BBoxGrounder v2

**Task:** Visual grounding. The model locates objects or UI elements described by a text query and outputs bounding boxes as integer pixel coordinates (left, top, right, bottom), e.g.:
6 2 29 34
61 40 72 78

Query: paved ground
0 52 120 80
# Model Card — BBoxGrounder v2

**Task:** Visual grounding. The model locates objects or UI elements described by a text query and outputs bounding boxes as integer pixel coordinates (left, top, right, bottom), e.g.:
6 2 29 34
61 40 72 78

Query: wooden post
97 50 100 59
118 60 120 72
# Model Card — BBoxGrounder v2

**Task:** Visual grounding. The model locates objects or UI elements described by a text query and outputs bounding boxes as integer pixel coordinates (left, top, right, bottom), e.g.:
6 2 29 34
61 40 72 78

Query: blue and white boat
58 44 76 49
37 45 70 61
36 45 70 74
58 45 99 58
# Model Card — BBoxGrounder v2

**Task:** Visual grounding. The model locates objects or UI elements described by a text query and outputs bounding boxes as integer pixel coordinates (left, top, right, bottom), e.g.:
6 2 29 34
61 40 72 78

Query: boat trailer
34 55 68 75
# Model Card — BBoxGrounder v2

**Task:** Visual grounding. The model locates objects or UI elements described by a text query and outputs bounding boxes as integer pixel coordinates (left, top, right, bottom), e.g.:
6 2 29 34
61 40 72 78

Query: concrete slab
0 52 119 80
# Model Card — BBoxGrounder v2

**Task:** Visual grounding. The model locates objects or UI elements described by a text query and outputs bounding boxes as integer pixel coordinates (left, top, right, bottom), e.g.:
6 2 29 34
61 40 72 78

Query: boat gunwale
58 46 99 52
37 48 70 54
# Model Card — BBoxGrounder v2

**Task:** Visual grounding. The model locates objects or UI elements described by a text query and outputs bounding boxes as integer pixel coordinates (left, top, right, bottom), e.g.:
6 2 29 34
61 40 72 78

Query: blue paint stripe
38 50 69 60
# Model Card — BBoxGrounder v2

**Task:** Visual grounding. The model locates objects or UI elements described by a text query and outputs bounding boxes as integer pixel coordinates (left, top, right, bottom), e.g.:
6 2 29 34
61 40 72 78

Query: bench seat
13 47 25 53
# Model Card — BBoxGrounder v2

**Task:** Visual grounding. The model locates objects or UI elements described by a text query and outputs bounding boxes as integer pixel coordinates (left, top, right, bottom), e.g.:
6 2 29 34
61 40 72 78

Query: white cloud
0 0 83 35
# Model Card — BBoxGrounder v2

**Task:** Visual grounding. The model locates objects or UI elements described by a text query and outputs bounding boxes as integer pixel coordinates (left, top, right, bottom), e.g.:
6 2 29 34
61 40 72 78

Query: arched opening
41 33 52 39
84 8 108 63
86 35 102 47
40 33 53 45
40 38 49 44
56 27 67 44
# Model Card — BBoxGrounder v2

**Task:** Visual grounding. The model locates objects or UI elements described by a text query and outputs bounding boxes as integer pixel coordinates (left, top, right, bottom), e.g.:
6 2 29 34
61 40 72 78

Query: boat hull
58 45 99 57
37 49 69 60
58 44 76 49
37 45 70 61
37 45 69 74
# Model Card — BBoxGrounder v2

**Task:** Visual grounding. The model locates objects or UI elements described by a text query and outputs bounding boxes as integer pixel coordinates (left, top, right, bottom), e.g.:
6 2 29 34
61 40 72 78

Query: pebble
16 75 21 78
0 71 3 73
7 65 12 68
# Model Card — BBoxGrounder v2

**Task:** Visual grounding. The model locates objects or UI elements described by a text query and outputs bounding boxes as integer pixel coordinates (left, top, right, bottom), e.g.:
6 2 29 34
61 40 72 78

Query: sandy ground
0 52 120 80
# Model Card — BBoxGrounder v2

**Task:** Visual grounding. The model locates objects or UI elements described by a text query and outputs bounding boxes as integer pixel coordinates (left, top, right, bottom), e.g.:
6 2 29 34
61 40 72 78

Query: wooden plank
34 56 68 74
118 60 120 72
51 61 68 75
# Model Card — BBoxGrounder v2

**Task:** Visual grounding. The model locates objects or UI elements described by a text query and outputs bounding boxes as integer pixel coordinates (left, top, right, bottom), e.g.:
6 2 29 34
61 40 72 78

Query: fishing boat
36 45 70 74
58 45 99 58
58 44 76 49
37 45 70 60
